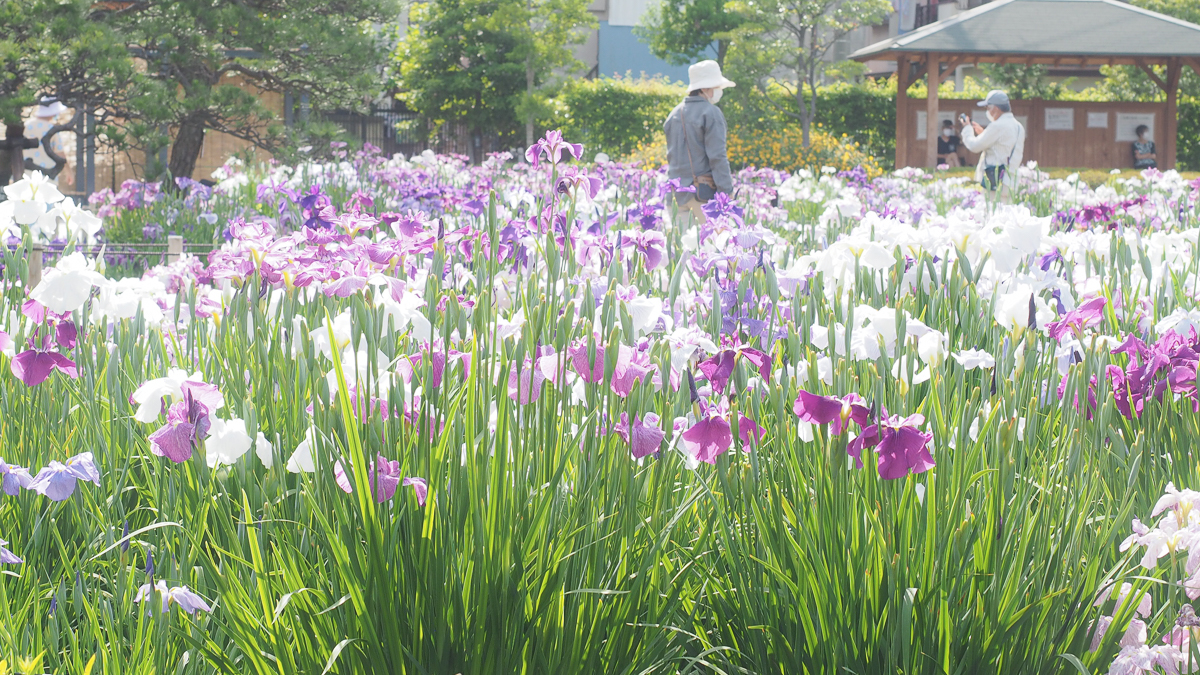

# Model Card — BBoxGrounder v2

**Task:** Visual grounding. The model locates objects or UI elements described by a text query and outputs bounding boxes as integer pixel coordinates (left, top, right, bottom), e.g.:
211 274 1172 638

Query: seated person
937 119 963 167
1132 124 1157 169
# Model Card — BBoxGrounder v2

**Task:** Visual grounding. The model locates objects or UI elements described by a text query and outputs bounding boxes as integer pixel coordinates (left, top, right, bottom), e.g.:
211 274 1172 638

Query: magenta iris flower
29 452 101 501
10 349 78 387
0 538 21 564
792 390 870 436
0 458 32 496
848 413 936 479
681 415 732 464
698 347 770 394
1047 296 1107 340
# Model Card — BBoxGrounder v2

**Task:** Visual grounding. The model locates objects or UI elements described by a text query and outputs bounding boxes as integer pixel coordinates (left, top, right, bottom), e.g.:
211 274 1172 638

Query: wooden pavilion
849 0 1200 169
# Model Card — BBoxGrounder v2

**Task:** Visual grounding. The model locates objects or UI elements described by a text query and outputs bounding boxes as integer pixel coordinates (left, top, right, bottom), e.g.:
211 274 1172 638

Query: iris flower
135 580 212 615
698 346 771 394
10 348 78 387
0 458 33 495
29 452 101 501
848 413 936 480
613 413 666 459
525 130 583 169
0 538 21 564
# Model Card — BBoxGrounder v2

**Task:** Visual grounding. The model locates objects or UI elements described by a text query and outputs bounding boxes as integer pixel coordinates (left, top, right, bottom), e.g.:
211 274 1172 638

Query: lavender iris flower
0 457 33 495
29 452 101 501
0 538 21 564
135 580 212 615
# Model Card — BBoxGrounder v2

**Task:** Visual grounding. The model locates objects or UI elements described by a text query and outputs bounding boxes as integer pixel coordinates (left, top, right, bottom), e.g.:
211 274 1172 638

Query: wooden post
167 235 184 264
1165 57 1182 170
925 52 940 168
28 243 44 290
896 53 910 169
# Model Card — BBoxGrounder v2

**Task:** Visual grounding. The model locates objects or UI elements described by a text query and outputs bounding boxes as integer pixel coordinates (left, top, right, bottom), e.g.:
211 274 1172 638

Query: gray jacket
664 96 734 200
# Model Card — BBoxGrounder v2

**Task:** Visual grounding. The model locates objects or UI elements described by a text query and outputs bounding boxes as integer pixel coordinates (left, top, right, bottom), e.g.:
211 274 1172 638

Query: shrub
728 126 882 176
543 75 685 160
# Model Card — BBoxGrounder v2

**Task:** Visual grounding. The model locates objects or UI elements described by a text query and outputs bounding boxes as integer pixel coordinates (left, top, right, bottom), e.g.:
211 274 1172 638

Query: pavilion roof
849 0 1200 65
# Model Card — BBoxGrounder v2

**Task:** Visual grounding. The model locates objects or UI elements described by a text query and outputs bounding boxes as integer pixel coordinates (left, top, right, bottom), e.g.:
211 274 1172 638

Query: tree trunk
797 78 811 148
4 123 26 184
525 54 535 148
168 119 206 180
717 40 728 69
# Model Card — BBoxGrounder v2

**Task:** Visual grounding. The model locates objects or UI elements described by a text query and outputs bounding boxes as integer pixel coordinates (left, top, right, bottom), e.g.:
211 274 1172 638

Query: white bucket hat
35 96 67 118
688 60 736 91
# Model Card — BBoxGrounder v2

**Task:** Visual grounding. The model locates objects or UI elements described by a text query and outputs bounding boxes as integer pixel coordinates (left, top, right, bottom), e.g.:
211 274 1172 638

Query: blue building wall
596 22 692 83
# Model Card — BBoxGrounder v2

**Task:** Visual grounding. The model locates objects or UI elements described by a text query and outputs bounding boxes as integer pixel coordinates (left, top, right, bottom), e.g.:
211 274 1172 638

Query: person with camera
960 89 1026 203
664 60 735 224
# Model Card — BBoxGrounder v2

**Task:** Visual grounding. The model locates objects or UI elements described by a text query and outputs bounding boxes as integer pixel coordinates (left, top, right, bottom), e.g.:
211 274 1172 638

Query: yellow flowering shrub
728 126 882 177
623 134 667 169
619 125 882 177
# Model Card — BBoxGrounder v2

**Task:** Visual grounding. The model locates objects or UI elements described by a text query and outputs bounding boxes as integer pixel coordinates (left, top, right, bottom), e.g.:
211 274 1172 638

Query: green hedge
544 74 1200 171
542 76 685 160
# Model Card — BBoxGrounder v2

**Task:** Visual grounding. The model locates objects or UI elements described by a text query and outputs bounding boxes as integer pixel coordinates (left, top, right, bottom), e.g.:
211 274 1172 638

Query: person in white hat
23 95 74 187
664 60 735 224
959 89 1024 203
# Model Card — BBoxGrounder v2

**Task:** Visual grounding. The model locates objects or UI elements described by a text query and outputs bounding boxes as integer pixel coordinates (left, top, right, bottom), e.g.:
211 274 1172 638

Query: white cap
35 96 67 118
687 60 736 92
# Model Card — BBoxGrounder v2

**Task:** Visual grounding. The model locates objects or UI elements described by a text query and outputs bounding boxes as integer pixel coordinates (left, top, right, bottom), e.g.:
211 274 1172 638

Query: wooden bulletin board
902 99 1168 170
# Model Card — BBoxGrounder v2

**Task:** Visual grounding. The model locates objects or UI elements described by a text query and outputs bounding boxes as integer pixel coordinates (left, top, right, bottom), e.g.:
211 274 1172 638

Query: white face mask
942 129 952 137
987 108 999 122
707 88 723 104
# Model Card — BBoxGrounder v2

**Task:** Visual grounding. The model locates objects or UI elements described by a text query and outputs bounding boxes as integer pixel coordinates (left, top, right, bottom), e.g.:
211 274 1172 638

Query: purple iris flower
698 347 771 394
700 193 745 226
11 349 78 387
0 538 21 564
568 342 606 383
402 477 428 507
0 457 33 495
613 413 666 458
525 130 583 169
555 167 603 199
56 321 77 350
29 452 101 501
1037 249 1063 271
620 230 667 271
334 454 403 503
148 383 221 463
135 580 212 615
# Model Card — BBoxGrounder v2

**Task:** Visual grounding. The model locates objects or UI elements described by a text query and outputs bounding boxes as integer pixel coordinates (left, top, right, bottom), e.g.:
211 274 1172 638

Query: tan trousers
675 197 708 228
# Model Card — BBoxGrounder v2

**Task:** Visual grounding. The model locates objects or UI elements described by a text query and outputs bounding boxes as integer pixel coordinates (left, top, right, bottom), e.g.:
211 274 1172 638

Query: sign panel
1115 113 1155 142
1044 108 1074 131
1087 112 1109 128
915 110 960 140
